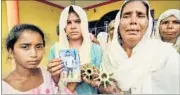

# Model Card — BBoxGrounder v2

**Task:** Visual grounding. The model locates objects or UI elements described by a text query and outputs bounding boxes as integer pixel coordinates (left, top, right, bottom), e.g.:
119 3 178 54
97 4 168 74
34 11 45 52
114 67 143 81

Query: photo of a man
59 49 81 82
64 50 75 78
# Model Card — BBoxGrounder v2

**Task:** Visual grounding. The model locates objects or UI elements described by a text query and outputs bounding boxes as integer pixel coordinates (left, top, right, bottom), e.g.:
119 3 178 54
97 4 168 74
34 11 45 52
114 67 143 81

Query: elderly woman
152 9 180 53
101 0 179 94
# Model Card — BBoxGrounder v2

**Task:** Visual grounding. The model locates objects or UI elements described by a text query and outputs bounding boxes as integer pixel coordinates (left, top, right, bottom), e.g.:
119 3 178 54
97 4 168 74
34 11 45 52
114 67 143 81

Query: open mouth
126 29 140 35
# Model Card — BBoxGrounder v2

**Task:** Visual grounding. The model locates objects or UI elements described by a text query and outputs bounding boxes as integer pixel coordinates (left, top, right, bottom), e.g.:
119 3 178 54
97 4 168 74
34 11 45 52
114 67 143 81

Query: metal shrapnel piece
93 71 114 88
81 63 99 80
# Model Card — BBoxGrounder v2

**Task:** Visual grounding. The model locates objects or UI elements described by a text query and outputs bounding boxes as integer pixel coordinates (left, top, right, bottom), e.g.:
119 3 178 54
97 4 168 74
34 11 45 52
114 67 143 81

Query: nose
130 15 137 25
30 48 37 58
70 22 76 29
167 22 173 29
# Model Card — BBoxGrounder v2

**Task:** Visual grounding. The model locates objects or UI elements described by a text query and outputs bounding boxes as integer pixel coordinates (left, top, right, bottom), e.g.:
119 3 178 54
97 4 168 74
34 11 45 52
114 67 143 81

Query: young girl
2 24 58 94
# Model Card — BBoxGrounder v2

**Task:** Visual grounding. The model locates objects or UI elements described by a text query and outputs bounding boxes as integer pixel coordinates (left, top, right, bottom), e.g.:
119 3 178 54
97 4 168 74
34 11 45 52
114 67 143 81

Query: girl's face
159 15 180 42
10 30 44 69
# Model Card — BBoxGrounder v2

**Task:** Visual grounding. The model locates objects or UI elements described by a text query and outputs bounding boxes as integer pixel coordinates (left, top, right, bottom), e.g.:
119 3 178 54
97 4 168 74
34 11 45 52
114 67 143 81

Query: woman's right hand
47 58 63 84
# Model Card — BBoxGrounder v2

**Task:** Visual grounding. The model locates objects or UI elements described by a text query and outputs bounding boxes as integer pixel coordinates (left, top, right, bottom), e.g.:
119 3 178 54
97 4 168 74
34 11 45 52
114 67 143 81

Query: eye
173 20 180 24
138 14 146 18
161 21 168 25
36 44 44 50
67 21 71 25
21 45 29 50
75 20 81 24
122 14 130 18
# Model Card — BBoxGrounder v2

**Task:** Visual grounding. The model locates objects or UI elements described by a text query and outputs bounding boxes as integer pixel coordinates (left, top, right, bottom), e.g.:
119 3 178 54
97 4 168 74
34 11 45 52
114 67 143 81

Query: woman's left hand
82 76 122 94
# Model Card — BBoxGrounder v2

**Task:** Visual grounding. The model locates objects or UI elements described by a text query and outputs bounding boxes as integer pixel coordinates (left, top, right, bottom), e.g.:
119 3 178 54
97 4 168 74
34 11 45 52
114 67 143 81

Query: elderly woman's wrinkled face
119 1 148 45
159 15 180 42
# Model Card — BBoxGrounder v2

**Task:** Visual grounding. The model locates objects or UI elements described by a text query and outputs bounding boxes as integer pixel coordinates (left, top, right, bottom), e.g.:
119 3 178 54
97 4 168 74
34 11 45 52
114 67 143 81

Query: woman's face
159 15 180 42
65 12 83 40
119 1 148 46
10 30 44 69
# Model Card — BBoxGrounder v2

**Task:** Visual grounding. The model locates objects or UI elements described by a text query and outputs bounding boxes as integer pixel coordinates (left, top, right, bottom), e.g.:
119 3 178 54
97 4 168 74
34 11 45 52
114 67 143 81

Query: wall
86 0 180 21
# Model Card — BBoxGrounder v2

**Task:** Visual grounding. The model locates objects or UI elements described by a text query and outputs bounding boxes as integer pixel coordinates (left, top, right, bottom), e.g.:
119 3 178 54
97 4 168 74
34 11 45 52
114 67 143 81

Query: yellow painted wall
86 0 180 21
2 1 11 79
2 0 62 78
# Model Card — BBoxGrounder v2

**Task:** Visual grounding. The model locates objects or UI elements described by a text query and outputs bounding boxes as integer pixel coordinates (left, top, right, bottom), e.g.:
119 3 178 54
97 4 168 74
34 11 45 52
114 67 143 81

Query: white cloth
97 32 108 51
102 0 180 94
58 5 91 65
152 9 180 53
2 69 58 94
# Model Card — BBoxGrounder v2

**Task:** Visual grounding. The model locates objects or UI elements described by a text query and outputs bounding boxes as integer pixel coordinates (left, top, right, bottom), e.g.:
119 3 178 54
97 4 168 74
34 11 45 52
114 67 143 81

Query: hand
67 82 78 93
82 76 99 88
83 76 122 94
47 58 63 84
98 81 122 94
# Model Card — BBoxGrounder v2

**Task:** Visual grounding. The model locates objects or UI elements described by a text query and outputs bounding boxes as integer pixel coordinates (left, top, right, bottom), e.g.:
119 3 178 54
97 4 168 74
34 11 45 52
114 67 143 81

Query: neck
14 65 39 77
69 39 83 49
122 42 134 57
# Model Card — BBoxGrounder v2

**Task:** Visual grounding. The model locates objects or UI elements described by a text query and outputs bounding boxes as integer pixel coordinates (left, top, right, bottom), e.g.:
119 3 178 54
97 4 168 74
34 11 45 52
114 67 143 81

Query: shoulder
90 43 102 56
49 42 59 51
91 43 102 51
3 73 16 89
148 39 175 53
40 68 52 81
149 39 179 71
2 80 14 94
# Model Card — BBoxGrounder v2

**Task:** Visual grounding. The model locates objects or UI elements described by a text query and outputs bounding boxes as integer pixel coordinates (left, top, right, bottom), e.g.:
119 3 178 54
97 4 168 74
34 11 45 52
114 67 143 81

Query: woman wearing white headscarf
101 0 179 94
152 9 180 53
48 5 102 94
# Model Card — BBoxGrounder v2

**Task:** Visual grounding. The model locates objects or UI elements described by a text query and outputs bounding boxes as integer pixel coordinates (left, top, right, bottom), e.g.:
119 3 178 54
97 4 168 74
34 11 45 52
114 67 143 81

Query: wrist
67 82 78 92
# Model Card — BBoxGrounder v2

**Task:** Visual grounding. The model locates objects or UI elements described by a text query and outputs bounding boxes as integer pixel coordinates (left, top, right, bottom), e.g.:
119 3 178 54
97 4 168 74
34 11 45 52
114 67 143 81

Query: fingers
82 76 99 88
48 58 62 70
82 76 91 84
91 80 99 88
47 58 63 76
98 84 116 94
51 68 63 76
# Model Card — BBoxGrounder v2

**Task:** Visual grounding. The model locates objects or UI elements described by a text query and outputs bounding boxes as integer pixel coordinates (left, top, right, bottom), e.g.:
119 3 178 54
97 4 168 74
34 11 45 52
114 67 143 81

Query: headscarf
102 0 154 91
107 20 115 43
152 9 180 53
97 32 108 51
57 5 91 65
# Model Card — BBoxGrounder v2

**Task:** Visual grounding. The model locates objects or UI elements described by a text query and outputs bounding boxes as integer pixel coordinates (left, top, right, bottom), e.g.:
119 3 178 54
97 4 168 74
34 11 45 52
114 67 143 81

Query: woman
102 0 179 94
2 24 58 94
152 9 180 53
48 5 102 94
107 20 115 43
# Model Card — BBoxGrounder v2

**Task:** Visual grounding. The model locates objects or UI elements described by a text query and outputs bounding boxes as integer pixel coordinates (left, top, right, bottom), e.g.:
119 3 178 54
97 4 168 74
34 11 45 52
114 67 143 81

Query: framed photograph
59 49 81 82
